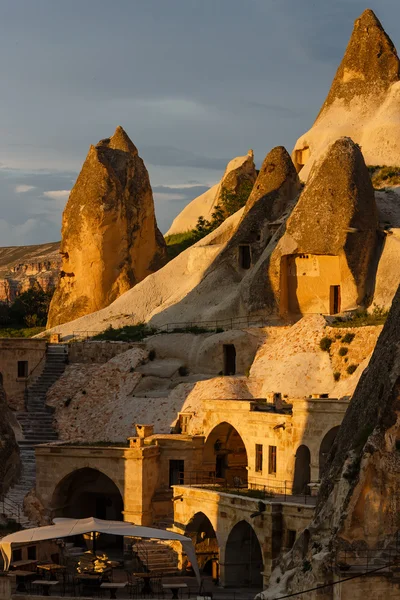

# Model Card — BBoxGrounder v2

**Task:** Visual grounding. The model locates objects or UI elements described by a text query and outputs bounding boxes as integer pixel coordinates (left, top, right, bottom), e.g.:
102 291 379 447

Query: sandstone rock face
0 242 60 302
267 138 378 315
293 9 400 178
43 147 301 335
47 127 167 328
165 150 257 235
261 285 400 600
0 383 20 496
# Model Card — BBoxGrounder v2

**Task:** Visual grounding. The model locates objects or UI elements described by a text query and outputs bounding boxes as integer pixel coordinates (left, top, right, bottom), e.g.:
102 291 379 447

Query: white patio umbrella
0 516 201 584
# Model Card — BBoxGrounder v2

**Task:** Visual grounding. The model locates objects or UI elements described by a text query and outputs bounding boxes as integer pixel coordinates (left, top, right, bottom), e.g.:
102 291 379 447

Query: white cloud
0 218 38 245
153 192 186 202
43 190 70 200
15 184 36 193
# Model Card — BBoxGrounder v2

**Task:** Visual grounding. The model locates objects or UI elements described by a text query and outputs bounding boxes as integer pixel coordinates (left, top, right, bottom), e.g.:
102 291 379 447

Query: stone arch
319 426 340 478
293 444 311 494
51 467 124 521
184 511 219 572
203 422 248 486
224 520 263 587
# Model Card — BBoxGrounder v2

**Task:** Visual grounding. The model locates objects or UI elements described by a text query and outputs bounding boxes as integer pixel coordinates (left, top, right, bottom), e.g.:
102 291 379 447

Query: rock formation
293 9 400 178
266 137 378 315
0 383 20 497
44 146 301 335
47 126 167 328
0 242 60 303
165 150 257 235
261 284 400 600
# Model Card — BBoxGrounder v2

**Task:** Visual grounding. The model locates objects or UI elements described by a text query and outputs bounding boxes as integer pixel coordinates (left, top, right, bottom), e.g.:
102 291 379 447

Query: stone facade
0 339 47 410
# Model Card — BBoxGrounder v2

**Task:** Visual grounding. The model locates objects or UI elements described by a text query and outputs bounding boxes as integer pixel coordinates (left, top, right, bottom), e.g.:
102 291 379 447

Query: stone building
34 393 347 587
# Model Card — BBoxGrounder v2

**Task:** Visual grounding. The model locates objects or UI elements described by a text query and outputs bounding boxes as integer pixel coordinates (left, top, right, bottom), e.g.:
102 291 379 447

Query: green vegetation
342 332 355 344
165 231 199 259
0 326 45 338
332 306 388 328
368 165 400 188
164 180 253 258
319 336 333 352
0 285 53 331
91 324 156 342
347 364 358 375
338 347 348 357
168 325 223 334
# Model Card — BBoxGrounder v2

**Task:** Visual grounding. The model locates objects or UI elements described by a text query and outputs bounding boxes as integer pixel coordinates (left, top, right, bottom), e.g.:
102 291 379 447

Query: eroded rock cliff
165 150 257 235
293 9 400 178
261 284 400 600
47 126 167 328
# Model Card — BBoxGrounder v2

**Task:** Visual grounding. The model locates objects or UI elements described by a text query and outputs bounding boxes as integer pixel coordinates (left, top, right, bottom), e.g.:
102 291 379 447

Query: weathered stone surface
165 150 257 235
260 284 400 600
293 9 400 177
266 137 378 315
0 383 20 496
0 242 60 302
47 126 167 328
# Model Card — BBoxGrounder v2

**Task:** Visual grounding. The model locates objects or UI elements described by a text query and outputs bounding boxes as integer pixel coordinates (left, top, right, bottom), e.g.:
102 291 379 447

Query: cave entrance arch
204 422 247 486
51 468 124 549
185 512 218 574
319 426 340 478
293 445 311 495
225 521 263 588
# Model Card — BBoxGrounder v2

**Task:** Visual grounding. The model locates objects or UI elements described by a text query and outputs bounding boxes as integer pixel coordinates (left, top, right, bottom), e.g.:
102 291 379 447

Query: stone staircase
135 540 179 575
0 344 67 528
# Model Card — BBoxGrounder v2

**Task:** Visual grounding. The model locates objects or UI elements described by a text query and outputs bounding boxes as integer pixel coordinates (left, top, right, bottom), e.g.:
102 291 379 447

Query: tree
9 285 54 327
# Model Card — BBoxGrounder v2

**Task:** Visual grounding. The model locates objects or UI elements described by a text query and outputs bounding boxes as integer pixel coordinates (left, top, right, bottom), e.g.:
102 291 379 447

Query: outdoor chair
126 572 142 599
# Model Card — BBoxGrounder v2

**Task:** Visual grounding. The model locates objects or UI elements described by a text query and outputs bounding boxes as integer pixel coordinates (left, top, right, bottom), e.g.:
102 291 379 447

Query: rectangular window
255 444 263 472
27 546 37 560
12 549 22 563
169 459 184 487
17 361 28 378
239 245 251 269
268 445 277 474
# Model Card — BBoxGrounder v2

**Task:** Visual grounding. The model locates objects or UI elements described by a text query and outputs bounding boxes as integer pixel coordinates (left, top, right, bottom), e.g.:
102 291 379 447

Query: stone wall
67 341 143 364
0 339 47 410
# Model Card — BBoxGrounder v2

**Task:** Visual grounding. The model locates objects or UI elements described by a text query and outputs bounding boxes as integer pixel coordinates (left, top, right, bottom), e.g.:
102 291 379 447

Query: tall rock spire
292 9 400 178
47 126 167 328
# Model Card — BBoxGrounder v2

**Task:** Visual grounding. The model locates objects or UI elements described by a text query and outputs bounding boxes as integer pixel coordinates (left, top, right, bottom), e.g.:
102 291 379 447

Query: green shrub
319 337 332 352
333 372 341 382
342 332 355 344
338 347 348 357
347 364 358 375
92 323 156 342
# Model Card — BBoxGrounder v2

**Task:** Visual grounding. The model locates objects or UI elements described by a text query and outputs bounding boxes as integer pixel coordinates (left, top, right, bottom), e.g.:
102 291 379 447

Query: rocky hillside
293 9 400 178
0 242 60 303
46 126 168 328
165 150 257 235
261 284 400 600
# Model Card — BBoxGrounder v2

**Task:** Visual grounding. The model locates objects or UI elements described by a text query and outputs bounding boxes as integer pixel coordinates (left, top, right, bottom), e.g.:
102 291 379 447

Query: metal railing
336 532 400 573
0 495 21 525
69 314 277 341
176 472 316 505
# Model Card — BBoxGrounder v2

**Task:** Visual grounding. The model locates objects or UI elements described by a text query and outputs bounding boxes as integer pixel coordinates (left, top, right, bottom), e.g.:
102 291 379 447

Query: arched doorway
185 512 218 574
204 422 248 486
51 468 124 550
319 426 340 478
293 445 311 494
225 521 263 588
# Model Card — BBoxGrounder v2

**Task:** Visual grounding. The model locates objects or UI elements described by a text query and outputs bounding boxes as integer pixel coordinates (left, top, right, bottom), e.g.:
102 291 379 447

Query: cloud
15 184 36 193
153 192 186 202
43 190 71 200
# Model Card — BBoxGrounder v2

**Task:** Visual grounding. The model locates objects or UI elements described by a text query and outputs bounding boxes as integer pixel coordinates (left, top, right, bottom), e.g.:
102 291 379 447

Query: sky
0 0 399 246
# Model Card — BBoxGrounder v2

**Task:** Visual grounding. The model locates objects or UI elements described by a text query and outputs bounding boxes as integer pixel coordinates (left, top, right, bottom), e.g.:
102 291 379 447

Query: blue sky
0 0 399 245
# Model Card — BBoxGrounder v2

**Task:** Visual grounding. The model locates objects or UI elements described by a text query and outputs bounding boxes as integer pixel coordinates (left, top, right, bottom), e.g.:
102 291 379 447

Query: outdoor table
11 559 38 571
11 570 37 593
31 580 59 596
37 563 66 580
133 573 154 595
100 582 127 599
162 583 188 599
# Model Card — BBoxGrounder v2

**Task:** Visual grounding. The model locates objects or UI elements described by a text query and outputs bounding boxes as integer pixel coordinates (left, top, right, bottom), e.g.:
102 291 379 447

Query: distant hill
0 241 61 303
